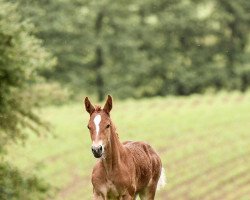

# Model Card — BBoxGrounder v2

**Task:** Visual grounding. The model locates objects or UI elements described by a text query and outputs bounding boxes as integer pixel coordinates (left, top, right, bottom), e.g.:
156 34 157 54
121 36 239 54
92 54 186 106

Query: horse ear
103 95 112 114
84 97 95 115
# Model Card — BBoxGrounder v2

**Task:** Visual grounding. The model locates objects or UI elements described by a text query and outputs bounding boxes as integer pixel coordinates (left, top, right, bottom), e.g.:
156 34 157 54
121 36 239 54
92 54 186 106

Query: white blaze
94 114 101 136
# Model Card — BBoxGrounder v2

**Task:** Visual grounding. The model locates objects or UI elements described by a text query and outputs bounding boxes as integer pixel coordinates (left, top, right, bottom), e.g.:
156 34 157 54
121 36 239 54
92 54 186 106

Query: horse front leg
93 190 105 200
138 183 157 200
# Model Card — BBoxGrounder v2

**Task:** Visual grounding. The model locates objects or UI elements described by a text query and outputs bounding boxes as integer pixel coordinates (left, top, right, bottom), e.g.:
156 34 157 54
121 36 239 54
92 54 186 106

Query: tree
213 0 250 90
0 1 55 151
0 1 54 198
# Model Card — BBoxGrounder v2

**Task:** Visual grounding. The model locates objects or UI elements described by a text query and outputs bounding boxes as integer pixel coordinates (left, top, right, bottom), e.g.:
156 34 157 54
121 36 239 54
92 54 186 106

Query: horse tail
157 167 166 190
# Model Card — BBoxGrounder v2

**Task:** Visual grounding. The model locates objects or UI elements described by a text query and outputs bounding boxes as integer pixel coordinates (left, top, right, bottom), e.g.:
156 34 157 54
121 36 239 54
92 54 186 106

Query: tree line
15 0 250 101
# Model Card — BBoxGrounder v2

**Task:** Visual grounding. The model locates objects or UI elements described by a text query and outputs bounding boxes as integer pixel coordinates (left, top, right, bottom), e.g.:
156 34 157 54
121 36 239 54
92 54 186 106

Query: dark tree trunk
95 46 104 102
95 11 105 102
227 20 237 77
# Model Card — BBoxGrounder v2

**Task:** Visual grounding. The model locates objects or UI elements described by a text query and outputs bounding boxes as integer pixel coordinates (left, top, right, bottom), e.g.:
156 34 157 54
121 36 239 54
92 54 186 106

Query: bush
0 162 50 200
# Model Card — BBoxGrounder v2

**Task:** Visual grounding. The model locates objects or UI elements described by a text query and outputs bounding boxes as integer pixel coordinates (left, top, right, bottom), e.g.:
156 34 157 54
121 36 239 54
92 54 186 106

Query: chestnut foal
84 95 165 200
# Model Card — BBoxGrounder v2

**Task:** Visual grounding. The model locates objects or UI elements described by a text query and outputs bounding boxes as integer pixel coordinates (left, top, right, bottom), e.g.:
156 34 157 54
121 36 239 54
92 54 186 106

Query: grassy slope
7 92 250 200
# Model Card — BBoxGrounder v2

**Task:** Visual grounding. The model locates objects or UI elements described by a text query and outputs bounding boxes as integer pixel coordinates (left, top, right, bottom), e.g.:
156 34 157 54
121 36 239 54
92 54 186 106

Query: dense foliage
0 1 54 152
0 1 54 199
15 0 250 100
0 163 49 200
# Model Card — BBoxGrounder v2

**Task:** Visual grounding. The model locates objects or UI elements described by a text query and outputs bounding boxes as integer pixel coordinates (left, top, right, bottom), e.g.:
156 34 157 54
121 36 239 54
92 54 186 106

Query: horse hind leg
140 165 166 199
139 168 162 200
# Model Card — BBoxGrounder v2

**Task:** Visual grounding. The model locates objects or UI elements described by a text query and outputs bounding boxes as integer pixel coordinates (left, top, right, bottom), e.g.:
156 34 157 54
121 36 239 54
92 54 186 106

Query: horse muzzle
91 145 103 158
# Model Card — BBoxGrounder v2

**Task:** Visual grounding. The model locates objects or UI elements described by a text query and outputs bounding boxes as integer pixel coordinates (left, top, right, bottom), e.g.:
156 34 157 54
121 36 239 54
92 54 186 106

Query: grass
6 91 250 200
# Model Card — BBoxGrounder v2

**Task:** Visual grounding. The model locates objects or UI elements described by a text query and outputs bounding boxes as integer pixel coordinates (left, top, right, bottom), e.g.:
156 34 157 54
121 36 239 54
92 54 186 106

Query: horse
84 95 166 200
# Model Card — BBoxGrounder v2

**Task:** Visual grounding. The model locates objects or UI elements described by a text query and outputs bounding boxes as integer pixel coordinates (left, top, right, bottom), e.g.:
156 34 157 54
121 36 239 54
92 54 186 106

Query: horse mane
95 105 102 112
111 123 119 139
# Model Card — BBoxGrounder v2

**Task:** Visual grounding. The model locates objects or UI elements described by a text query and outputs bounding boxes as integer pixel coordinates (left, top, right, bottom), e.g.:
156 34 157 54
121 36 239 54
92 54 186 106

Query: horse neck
102 122 124 173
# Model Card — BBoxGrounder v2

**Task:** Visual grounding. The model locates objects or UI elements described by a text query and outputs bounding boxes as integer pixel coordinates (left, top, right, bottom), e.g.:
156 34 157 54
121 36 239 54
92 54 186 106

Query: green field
6 92 250 200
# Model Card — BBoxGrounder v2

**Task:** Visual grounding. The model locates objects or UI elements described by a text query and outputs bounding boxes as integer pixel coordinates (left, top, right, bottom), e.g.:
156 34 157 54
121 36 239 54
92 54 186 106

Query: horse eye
87 125 90 130
106 124 110 129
